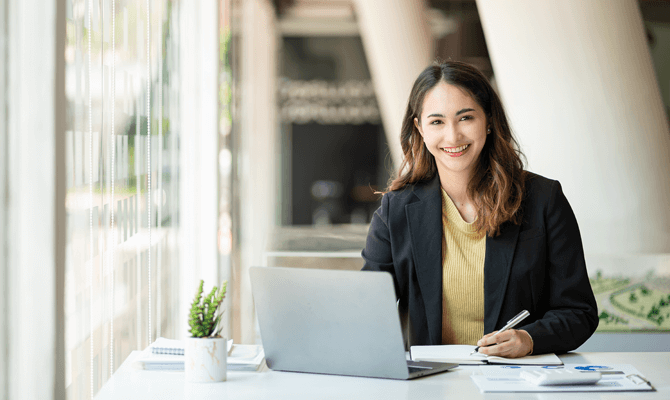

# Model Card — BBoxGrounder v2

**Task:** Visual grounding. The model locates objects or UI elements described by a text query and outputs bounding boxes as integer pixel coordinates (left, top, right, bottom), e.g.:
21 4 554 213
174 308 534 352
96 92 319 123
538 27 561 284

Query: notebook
151 337 187 355
149 337 233 356
132 338 263 371
410 345 562 365
249 266 458 380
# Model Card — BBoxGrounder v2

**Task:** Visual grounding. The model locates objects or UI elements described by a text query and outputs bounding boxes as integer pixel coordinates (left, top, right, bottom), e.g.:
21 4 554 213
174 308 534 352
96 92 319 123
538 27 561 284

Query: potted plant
185 279 228 382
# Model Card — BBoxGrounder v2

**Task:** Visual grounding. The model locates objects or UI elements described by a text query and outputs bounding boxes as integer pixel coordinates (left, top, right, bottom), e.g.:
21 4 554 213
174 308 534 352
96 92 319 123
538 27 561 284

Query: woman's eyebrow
455 108 475 116
425 108 475 119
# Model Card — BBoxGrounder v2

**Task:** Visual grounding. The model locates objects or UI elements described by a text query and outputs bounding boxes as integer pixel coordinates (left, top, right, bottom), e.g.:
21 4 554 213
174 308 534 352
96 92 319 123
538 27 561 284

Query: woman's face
414 81 489 182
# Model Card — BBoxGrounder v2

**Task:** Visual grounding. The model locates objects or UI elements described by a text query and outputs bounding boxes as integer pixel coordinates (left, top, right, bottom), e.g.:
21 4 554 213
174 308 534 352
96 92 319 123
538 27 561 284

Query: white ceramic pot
184 337 227 383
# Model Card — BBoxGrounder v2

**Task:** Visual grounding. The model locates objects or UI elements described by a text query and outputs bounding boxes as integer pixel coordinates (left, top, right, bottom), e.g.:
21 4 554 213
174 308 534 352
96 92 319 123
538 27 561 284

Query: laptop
249 266 457 380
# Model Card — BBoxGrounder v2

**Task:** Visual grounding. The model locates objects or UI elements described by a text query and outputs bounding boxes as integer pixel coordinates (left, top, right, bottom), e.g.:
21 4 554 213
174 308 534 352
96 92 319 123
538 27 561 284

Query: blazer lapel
405 177 443 345
484 222 521 333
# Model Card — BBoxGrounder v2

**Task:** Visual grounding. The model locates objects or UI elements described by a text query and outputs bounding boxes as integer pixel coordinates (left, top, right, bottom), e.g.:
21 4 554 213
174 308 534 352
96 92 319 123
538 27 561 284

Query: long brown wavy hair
389 61 526 237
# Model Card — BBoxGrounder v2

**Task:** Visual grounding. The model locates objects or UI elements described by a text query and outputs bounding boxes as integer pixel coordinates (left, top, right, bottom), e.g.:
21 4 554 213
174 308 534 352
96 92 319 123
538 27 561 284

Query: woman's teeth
442 144 469 153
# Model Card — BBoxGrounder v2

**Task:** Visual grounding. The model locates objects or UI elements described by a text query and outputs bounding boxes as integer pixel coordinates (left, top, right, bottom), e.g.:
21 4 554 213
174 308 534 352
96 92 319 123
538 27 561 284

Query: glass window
62 1 234 397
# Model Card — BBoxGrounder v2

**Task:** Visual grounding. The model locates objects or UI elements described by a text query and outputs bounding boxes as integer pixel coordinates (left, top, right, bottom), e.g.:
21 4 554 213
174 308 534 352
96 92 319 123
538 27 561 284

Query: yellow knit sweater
441 188 486 345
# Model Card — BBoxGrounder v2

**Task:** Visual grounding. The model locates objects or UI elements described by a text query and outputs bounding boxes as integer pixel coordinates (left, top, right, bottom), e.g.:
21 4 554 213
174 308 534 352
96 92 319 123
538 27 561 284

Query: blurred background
2 0 670 399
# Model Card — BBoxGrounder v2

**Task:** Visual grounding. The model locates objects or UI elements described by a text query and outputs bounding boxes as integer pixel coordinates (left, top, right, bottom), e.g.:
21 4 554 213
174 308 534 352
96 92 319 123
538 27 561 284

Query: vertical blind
64 1 181 397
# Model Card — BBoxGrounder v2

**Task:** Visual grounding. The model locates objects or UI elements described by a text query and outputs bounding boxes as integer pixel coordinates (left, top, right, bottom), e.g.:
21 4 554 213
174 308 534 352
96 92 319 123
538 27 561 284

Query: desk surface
95 351 669 399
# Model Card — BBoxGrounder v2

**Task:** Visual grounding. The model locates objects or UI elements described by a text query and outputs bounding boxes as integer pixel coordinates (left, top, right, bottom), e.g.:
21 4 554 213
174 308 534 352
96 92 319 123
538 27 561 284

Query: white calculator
520 369 602 386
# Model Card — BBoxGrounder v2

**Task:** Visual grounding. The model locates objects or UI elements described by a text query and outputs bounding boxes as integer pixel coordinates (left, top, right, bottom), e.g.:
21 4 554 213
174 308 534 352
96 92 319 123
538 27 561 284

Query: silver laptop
249 266 457 380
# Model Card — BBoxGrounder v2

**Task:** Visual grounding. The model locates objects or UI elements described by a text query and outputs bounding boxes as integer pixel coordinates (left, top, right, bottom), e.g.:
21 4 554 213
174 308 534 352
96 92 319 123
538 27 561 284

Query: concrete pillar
476 0 670 255
354 0 433 169
5 0 66 398
237 0 278 344
179 0 220 338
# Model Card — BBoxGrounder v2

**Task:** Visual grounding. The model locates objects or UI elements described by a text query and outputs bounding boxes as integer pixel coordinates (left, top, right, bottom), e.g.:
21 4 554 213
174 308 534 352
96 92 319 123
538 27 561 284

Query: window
63 1 232 398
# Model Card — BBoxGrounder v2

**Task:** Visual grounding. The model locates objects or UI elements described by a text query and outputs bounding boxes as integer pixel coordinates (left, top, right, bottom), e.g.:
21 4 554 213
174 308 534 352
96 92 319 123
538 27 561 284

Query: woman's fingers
477 330 499 347
476 329 532 358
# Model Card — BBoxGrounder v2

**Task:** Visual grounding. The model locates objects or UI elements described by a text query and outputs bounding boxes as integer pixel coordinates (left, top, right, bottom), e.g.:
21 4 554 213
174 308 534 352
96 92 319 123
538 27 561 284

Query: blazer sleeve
361 193 400 298
520 181 599 354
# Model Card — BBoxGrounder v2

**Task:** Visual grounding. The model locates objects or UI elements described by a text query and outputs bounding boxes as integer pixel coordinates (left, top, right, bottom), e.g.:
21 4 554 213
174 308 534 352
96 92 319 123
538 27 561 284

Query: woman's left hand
476 329 533 358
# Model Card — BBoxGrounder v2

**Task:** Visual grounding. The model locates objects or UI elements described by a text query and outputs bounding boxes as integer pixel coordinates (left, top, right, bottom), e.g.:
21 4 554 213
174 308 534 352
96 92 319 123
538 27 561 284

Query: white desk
95 352 669 399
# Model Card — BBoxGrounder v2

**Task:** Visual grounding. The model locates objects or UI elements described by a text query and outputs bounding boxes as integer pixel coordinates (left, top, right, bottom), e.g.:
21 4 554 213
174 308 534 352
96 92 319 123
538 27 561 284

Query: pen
470 310 530 355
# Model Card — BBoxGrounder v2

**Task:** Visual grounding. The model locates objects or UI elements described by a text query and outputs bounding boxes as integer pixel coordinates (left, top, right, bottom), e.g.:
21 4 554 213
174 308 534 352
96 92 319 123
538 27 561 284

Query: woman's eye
430 120 442 125
460 115 473 121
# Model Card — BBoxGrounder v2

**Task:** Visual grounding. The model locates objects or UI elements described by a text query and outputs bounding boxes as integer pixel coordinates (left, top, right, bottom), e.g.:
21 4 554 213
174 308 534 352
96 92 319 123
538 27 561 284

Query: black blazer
362 173 598 355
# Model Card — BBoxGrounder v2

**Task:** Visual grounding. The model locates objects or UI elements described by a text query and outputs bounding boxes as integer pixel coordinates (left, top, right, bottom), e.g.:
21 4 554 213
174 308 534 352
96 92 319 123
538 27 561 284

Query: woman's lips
442 144 470 157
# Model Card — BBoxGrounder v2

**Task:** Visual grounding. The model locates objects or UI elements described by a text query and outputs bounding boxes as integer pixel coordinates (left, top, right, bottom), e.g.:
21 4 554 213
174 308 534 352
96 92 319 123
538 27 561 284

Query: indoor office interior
1 0 670 399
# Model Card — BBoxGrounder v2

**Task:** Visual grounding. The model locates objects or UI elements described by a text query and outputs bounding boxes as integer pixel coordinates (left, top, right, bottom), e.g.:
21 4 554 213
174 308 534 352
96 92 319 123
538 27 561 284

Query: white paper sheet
471 364 654 392
410 345 561 365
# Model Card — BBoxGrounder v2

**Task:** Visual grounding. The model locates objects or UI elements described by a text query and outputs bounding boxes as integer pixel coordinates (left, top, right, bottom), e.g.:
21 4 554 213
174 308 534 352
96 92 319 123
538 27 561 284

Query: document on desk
227 344 265 372
410 345 561 365
132 338 263 371
471 364 654 392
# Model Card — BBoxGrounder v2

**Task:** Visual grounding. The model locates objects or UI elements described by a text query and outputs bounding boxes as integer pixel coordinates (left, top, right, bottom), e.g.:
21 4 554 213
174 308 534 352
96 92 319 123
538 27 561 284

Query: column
4 0 66 399
477 0 670 255
237 0 278 344
179 0 220 337
354 0 434 169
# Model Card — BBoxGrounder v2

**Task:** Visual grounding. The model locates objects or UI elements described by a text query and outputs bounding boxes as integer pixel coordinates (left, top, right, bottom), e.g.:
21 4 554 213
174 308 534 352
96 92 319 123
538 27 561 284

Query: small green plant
188 280 228 338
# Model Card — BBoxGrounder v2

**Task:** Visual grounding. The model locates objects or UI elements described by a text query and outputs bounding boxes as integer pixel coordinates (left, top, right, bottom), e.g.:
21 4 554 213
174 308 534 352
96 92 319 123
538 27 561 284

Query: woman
362 61 598 358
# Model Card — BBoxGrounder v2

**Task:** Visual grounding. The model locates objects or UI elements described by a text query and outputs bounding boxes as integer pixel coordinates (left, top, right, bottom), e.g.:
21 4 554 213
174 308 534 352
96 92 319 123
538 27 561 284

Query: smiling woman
362 61 599 359
391 61 525 236
413 82 489 223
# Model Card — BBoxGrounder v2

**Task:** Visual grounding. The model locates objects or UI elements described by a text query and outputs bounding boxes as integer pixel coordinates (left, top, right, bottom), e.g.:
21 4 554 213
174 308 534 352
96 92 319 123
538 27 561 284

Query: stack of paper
132 337 264 371
227 344 265 372
410 345 562 365
471 364 654 393
131 338 193 370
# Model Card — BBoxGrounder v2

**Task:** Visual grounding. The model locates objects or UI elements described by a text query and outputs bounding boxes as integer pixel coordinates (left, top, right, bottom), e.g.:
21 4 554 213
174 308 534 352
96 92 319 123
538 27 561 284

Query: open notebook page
410 345 562 365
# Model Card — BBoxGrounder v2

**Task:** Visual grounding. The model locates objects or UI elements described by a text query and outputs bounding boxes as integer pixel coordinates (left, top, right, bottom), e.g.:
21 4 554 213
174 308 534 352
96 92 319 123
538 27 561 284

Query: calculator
520 370 602 386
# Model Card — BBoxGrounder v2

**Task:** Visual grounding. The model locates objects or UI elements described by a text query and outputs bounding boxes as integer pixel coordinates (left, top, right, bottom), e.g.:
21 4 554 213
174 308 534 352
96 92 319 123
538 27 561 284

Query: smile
442 144 470 154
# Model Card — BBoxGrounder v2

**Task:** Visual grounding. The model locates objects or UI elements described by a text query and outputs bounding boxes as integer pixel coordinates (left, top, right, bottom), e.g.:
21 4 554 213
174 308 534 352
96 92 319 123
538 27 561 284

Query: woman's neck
438 170 471 205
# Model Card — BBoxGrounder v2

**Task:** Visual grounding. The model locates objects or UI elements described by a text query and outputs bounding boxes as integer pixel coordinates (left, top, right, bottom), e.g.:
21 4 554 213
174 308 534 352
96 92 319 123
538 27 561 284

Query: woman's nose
442 123 460 141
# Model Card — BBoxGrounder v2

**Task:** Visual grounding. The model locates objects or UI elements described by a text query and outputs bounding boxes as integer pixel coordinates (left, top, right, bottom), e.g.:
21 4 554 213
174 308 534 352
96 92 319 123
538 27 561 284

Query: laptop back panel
250 267 411 379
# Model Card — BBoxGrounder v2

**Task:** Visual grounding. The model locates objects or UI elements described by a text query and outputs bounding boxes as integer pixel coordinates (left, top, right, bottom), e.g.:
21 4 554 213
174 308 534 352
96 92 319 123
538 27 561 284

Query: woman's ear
414 117 423 137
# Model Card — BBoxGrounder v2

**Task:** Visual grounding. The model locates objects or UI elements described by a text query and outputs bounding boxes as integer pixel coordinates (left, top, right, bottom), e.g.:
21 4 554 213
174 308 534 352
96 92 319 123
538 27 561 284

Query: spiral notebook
151 338 185 355
149 337 233 355
133 337 261 371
